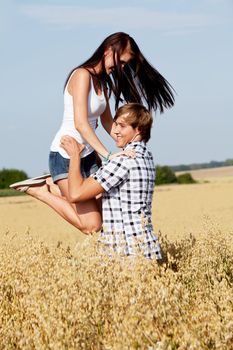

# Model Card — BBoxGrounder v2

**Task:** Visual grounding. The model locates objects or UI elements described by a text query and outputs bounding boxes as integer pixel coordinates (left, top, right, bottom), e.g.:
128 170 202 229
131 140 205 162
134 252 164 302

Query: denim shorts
49 151 99 183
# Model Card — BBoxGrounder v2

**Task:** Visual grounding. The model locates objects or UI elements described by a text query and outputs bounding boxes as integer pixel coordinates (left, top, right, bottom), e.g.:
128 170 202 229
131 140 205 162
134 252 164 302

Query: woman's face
104 47 133 75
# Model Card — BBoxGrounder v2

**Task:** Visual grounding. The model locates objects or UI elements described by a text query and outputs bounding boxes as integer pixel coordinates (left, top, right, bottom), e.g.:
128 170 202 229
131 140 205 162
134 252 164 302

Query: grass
0 220 233 349
0 189 25 197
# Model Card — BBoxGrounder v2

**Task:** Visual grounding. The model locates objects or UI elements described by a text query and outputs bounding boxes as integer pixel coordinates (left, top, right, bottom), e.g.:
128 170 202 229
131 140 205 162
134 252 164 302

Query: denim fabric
49 151 99 182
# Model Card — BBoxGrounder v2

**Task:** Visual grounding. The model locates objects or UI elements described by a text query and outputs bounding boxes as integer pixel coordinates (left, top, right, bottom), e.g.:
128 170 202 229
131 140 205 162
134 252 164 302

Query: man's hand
60 135 85 158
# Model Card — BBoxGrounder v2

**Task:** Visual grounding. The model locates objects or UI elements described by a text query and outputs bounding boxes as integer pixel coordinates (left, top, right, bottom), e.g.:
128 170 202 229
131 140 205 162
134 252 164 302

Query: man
61 103 161 260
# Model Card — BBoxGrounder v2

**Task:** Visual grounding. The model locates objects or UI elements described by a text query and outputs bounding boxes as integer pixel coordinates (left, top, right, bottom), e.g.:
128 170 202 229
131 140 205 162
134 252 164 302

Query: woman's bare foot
45 177 62 197
26 183 50 200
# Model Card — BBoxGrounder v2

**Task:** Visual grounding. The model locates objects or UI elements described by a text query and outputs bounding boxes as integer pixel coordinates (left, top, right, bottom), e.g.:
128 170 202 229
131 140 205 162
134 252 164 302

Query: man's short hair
114 103 153 142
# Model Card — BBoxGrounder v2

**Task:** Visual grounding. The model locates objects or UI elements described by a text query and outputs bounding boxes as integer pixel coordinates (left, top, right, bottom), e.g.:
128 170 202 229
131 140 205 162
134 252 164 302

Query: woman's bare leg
56 178 102 233
26 182 102 234
46 177 62 196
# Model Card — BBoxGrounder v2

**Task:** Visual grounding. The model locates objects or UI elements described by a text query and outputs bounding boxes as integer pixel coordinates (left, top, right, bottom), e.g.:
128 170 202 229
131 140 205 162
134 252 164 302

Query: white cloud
20 5 222 32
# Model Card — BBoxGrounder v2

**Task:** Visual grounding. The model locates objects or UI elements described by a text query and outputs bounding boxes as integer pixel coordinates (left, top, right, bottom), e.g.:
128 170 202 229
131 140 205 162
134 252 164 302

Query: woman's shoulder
70 67 91 83
67 68 91 94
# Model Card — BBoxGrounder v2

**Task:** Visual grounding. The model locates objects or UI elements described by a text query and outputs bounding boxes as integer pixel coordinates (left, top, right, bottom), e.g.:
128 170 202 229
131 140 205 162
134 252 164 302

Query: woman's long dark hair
65 32 175 112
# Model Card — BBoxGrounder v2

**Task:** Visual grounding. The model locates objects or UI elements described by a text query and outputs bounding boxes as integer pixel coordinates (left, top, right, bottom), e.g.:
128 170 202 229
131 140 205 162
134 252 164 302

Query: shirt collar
123 140 145 151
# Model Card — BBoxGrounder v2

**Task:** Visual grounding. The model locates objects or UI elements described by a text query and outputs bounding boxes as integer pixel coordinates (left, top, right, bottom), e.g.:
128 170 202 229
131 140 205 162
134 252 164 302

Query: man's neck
129 135 142 143
123 138 143 150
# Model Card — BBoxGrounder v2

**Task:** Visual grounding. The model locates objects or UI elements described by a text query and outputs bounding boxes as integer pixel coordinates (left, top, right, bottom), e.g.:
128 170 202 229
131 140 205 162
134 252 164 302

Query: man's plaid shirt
92 141 161 259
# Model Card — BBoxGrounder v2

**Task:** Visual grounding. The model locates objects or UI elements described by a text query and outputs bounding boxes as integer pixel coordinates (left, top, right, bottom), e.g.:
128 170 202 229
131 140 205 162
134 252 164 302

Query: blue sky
1 0 233 176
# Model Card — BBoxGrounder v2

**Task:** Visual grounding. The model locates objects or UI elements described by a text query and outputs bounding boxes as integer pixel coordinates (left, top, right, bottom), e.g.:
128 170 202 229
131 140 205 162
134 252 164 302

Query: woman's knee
81 218 102 235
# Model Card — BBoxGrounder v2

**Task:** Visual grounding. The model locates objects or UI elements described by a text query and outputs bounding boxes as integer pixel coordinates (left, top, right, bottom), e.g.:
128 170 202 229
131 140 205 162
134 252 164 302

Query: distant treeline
170 159 233 172
0 168 28 189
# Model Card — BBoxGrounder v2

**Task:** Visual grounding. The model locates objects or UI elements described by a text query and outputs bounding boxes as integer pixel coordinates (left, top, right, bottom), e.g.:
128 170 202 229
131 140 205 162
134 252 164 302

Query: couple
11 103 162 260
11 32 175 258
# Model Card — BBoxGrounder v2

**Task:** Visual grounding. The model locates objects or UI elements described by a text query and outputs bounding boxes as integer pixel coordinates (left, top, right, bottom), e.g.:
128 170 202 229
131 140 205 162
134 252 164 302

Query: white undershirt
50 72 107 159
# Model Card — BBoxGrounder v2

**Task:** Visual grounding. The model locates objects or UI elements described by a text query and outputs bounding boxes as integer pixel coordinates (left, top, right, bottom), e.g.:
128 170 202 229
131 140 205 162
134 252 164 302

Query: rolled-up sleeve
91 157 129 192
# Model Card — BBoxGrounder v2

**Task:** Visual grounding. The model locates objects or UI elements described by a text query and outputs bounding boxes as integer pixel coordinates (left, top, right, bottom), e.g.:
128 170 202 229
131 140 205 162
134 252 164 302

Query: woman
11 32 175 234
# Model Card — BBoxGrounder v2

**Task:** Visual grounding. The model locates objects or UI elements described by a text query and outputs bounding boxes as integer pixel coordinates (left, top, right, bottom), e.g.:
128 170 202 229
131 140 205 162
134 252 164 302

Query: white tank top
50 71 107 159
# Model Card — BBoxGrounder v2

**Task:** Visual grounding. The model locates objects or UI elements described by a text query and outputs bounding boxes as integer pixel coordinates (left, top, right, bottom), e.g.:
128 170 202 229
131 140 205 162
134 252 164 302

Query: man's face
113 114 139 148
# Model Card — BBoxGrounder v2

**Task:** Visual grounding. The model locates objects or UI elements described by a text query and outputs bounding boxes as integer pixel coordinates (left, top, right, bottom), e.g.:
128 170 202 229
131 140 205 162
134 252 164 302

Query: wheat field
0 170 233 349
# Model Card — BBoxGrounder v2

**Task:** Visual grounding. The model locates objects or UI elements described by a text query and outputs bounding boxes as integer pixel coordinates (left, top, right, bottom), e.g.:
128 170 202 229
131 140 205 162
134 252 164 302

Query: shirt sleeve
91 156 129 192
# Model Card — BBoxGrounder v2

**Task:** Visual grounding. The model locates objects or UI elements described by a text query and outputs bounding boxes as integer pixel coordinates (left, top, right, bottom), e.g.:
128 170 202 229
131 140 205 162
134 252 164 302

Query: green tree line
155 166 195 185
0 166 194 192
170 158 233 172
0 168 28 189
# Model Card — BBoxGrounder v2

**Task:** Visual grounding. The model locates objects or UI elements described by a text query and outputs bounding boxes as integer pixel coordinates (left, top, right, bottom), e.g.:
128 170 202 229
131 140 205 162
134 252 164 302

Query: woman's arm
68 68 110 158
68 69 135 161
100 91 117 140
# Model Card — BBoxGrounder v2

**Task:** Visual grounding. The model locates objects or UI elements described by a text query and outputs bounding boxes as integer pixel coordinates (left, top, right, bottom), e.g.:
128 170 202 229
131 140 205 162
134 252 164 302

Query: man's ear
131 127 141 142
135 127 141 137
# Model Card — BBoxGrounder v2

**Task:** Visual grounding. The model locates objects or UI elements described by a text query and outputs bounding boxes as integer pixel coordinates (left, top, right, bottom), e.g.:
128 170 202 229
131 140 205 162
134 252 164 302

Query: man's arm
60 136 105 202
